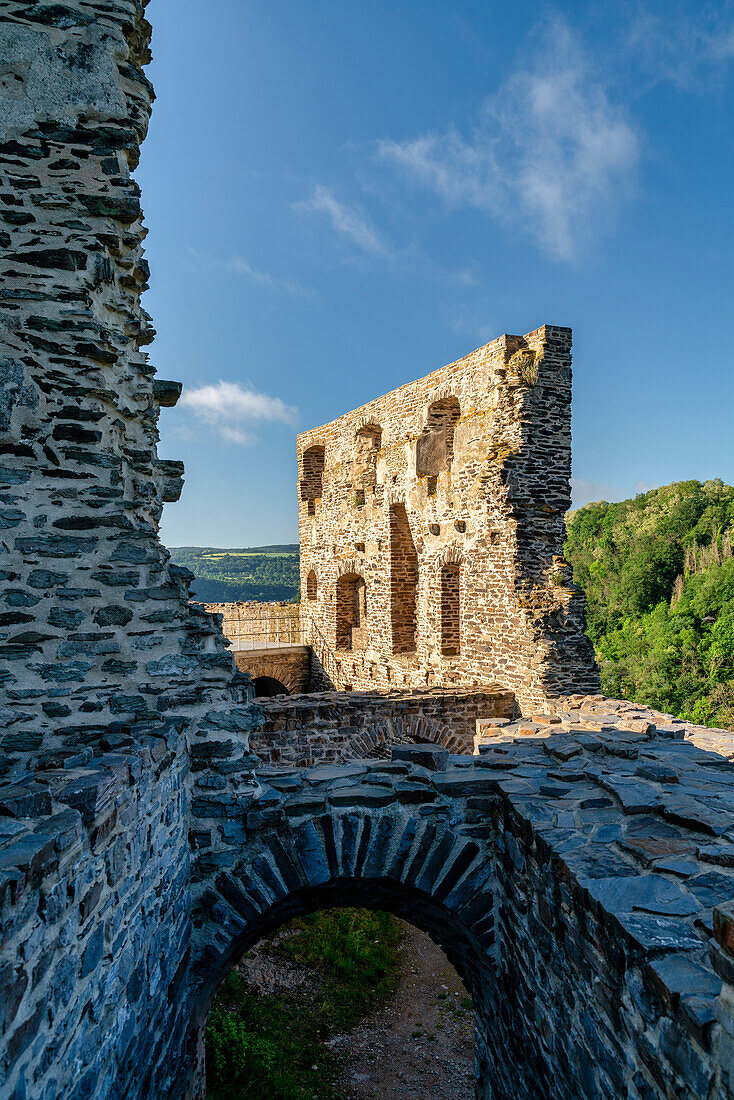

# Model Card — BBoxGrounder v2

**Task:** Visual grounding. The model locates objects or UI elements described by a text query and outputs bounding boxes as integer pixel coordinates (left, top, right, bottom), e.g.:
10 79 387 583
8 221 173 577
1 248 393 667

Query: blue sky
138 0 734 549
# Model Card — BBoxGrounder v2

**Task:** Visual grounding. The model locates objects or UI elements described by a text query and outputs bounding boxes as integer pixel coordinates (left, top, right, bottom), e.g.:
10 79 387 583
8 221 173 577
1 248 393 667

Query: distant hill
565 479 734 729
169 544 300 603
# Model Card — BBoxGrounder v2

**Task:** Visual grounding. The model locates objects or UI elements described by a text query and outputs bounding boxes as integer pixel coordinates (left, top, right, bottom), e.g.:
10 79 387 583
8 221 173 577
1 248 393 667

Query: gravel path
329 920 475 1100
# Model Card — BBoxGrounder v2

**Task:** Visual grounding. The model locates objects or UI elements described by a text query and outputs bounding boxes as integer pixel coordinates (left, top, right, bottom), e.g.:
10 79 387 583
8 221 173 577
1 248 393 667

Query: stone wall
251 687 517 766
196 700 734 1100
0 728 196 1099
203 600 301 649
0 4 259 1096
0 0 258 778
298 327 599 711
233 646 310 695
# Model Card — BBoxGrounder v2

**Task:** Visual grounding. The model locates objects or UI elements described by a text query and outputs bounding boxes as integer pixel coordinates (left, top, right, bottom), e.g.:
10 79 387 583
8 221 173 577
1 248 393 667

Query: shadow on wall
252 676 290 698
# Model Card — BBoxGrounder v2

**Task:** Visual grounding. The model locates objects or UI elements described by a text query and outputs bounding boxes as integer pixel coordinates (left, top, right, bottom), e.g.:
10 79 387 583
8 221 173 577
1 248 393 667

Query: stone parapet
196 707 734 1100
251 686 517 766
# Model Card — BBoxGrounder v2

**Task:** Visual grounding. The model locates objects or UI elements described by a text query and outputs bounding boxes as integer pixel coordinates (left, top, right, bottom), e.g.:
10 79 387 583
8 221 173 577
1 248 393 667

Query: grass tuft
205 907 402 1099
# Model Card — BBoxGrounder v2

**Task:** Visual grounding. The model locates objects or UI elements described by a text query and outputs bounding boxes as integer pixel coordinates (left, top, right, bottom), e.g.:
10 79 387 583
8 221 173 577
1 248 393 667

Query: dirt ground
238 918 475 1099
328 920 475 1100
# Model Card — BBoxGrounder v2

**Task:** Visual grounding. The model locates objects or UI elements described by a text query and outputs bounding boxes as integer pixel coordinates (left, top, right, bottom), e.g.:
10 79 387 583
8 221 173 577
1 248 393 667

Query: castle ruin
1 5 734 1100
297 325 598 709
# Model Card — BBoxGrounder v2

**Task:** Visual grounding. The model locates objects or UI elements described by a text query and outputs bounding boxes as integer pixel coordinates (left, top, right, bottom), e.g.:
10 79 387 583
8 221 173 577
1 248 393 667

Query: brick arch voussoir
437 545 464 566
335 713 461 762
336 558 365 579
239 655 302 695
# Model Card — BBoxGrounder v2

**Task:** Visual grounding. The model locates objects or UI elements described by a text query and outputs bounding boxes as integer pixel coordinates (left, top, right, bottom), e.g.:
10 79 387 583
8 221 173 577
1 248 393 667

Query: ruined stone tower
299 328 599 709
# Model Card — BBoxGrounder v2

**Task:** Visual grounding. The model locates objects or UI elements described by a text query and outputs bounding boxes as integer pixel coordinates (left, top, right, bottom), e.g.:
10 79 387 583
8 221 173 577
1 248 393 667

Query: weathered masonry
2 5 734 1100
297 331 599 711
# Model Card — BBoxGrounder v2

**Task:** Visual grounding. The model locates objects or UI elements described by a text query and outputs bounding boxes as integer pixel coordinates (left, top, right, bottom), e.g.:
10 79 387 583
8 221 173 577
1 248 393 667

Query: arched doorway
252 675 289 697
192 800 499 1098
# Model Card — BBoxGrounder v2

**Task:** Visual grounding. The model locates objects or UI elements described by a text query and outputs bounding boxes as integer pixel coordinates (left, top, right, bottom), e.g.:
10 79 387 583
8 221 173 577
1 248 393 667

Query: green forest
169 545 299 603
564 479 734 730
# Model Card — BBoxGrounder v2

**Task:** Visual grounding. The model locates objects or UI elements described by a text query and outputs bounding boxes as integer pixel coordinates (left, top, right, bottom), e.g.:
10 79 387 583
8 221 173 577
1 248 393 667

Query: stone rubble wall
0 727 195 1099
0 4 260 1097
251 687 517 767
203 600 301 648
0 0 258 777
297 327 599 711
197 699 734 1100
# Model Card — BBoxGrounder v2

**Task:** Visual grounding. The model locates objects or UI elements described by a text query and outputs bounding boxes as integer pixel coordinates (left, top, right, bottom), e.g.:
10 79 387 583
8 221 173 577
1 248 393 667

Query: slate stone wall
0 4 259 1097
251 687 517 766
0 0 258 775
298 328 600 711
195 700 734 1100
0 727 196 1100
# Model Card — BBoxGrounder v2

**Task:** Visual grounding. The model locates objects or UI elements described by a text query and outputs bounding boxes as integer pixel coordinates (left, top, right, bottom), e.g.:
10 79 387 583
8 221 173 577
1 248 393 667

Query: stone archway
252 675 289 697
337 711 474 758
193 795 498 1096
233 649 310 694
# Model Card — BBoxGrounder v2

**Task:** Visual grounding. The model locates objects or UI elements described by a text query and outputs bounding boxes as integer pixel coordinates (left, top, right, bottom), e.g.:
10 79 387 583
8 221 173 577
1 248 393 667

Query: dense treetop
565 479 734 728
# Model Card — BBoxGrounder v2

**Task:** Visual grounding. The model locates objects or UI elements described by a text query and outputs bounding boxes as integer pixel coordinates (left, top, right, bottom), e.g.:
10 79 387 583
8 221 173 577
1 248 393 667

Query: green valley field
169 545 299 603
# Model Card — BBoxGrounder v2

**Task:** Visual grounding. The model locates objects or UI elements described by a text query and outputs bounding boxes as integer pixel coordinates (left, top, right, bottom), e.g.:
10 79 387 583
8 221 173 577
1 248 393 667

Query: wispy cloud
625 6 734 88
294 184 392 257
220 256 311 299
378 16 640 261
448 307 497 346
570 477 625 508
179 381 298 447
570 476 657 509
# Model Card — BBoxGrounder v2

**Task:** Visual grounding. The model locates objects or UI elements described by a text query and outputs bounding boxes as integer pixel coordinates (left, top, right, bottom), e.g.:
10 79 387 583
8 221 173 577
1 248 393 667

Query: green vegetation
170 544 299 603
565 479 734 729
206 907 402 1099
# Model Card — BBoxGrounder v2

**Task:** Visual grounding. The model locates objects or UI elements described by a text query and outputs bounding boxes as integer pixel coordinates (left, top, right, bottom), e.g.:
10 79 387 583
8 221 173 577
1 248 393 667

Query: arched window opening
306 570 317 601
352 423 382 499
300 445 325 517
336 573 367 650
416 397 460 479
389 504 417 653
252 676 289 698
441 562 461 656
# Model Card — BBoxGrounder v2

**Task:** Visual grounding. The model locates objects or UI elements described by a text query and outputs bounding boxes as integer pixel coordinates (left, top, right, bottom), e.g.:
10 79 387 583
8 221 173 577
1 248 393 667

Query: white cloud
295 184 391 257
378 17 640 261
625 7 734 87
179 381 298 447
221 256 310 299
